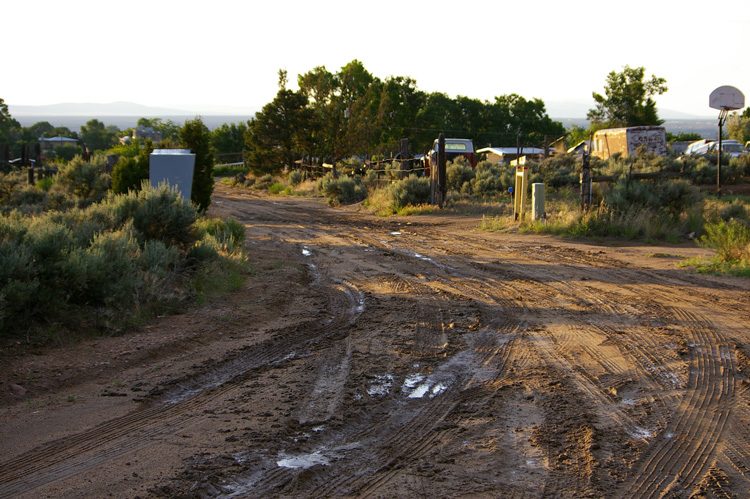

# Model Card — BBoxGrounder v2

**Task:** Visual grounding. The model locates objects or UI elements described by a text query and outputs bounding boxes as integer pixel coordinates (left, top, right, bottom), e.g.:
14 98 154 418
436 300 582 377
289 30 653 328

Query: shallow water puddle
277 451 330 469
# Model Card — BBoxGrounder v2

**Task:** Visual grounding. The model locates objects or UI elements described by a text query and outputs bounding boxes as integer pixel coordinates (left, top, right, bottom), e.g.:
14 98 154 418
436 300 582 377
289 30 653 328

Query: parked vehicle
686 139 749 158
684 139 710 156
707 140 747 158
424 138 476 176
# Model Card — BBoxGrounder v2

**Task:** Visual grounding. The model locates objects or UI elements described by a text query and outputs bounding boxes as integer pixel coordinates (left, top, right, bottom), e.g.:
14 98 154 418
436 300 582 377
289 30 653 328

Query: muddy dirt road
2 182 750 498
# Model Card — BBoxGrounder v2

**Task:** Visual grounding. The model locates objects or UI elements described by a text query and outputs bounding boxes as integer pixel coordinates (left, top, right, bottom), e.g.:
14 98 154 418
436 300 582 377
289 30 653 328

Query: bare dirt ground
2 181 750 498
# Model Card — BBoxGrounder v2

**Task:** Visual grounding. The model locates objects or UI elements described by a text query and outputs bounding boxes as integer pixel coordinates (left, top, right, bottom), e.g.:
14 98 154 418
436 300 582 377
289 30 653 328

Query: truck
591 126 667 160
423 137 476 176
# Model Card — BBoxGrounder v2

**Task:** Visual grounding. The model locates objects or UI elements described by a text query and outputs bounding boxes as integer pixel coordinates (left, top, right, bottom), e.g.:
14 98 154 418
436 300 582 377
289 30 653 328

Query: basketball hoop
709 86 745 197
709 85 745 111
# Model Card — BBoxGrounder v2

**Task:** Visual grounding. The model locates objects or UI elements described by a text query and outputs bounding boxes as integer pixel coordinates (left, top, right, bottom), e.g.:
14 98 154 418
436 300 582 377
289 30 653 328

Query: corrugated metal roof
39 136 78 142
476 147 547 155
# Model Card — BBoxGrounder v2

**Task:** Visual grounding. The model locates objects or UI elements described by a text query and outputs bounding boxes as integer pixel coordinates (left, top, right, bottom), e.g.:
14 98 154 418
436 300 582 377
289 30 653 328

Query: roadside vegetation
0 161 247 342
219 148 750 276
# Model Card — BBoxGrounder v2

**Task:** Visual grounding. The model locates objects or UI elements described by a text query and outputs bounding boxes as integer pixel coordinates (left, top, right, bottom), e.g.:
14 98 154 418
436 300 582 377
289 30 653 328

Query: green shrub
0 182 247 337
9 184 48 214
138 240 181 276
384 175 430 208
36 176 54 191
106 182 199 250
194 216 245 254
47 202 118 247
288 170 303 185
471 162 509 197
316 173 366 206
213 164 249 177
602 177 700 217
699 219 750 263
76 227 140 306
447 160 475 193
54 154 110 207
268 182 288 195
187 234 221 262
0 241 39 329
253 174 274 190
111 143 153 194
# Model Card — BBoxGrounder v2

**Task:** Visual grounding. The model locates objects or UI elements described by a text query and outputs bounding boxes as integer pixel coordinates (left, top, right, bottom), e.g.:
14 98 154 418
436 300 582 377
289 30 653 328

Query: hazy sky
5 0 749 118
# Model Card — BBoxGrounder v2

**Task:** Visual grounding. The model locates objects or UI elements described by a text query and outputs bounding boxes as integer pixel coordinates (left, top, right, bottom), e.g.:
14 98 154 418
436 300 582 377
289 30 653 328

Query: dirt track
2 182 750 498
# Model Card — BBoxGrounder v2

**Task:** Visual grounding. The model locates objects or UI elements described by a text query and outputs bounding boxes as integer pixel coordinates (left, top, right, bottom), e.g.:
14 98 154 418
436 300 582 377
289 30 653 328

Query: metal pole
717 110 727 197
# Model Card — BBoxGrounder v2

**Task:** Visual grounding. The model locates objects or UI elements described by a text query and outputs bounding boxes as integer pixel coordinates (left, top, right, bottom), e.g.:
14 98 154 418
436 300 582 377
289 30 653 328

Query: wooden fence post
400 138 409 179
434 133 446 207
580 150 590 212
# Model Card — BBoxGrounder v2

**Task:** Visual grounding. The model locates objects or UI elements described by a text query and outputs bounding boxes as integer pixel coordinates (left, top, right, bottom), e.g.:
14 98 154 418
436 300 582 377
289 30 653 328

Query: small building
591 126 667 159
133 125 162 143
39 136 78 152
476 146 548 165
566 140 591 156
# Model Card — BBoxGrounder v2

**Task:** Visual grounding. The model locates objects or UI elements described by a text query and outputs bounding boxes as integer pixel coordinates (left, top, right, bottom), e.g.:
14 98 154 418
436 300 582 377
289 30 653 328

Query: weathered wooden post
580 147 591 212
400 138 409 179
436 133 447 207
34 142 41 168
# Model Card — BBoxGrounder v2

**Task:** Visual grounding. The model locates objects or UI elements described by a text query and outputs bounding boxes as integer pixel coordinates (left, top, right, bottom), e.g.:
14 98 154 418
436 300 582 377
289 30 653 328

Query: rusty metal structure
591 126 667 160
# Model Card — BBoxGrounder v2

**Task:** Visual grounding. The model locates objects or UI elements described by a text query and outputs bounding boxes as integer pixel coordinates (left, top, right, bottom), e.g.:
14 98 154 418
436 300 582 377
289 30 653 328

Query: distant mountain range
11 100 716 120
10 101 258 117
9 101 721 137
543 99 714 120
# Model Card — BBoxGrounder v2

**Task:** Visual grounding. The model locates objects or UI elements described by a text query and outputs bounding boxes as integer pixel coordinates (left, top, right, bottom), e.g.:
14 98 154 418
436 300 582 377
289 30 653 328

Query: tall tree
245 88 312 173
22 121 55 141
180 117 214 212
727 111 750 144
587 65 667 128
0 98 21 146
80 119 118 151
211 122 249 155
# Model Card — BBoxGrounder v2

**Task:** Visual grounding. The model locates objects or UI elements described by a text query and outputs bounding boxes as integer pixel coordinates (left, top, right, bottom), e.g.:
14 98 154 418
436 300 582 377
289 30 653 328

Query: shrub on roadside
699 219 750 263
602 177 700 217
471 162 510 197
0 183 246 337
253 174 275 191
447 159 475 193
385 175 430 208
316 173 366 206
111 142 153 194
52 154 110 207
107 182 199 250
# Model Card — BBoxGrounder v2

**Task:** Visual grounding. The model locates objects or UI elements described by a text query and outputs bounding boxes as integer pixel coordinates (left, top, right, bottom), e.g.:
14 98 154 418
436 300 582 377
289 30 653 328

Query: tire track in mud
0 266 364 499
619 308 735 497
503 257 737 495
310 266 539 496
369 225 747 495
337 226 657 495
221 193 749 497
421 235 741 494
225 250 533 497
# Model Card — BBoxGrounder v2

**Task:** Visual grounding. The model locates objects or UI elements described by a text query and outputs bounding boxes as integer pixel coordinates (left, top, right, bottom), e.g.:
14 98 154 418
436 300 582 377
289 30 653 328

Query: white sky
5 0 749 118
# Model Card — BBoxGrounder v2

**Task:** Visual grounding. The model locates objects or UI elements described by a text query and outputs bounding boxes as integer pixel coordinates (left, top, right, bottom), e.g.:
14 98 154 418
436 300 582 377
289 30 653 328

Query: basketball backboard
709 86 745 111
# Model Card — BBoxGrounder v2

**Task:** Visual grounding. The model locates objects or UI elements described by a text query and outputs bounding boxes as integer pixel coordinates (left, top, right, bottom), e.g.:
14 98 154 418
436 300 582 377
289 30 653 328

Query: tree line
244 60 568 174
6 62 745 181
